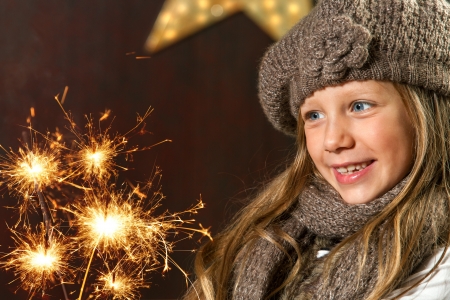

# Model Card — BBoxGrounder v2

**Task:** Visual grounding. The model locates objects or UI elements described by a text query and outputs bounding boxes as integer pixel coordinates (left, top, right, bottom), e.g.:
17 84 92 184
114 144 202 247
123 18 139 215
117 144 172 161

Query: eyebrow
306 88 384 104
299 101 316 111
345 88 383 98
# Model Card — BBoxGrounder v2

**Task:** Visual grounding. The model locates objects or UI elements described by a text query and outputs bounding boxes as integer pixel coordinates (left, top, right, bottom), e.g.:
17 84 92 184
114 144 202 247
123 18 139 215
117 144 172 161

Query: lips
332 160 375 184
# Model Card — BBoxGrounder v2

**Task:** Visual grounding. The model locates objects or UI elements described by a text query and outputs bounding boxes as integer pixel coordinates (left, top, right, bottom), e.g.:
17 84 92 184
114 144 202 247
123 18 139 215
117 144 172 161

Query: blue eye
352 101 372 112
307 111 324 121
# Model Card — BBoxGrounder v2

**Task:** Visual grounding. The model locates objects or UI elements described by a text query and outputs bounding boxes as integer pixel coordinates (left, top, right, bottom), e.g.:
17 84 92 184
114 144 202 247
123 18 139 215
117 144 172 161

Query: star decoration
145 0 313 52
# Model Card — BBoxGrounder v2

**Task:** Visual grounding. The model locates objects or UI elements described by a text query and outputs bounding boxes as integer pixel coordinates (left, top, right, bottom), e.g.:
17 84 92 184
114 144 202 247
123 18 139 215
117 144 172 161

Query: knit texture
258 0 450 135
231 177 446 299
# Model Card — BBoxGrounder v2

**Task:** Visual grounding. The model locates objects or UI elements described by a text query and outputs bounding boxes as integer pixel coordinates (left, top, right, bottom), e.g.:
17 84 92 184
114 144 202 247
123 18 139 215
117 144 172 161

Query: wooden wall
0 1 294 298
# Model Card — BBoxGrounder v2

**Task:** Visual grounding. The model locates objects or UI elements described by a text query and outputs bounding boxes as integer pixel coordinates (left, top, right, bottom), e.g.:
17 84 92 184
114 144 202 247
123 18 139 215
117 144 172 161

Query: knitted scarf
231 177 445 299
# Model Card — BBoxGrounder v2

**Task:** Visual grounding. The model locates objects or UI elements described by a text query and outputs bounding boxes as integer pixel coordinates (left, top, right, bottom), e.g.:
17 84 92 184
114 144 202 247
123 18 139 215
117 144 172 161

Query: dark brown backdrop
0 1 295 299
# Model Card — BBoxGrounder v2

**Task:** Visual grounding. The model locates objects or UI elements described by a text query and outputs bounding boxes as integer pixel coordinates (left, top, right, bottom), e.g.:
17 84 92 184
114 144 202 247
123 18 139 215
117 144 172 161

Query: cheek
389 121 415 168
305 130 324 166
361 115 414 169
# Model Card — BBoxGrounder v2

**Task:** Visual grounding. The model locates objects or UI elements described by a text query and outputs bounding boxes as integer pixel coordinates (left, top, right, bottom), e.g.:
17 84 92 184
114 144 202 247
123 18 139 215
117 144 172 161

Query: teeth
336 162 370 174
337 167 347 173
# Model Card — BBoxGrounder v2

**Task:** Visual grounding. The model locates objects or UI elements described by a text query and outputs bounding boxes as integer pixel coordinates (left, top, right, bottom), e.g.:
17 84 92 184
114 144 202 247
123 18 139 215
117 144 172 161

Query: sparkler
69 179 210 298
71 189 140 254
1 225 73 298
68 119 127 184
0 143 61 211
93 261 148 300
96 271 141 299
0 92 211 299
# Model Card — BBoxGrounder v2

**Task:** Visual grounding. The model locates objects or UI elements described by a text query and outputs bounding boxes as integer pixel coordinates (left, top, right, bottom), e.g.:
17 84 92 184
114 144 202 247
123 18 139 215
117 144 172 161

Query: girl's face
300 80 414 204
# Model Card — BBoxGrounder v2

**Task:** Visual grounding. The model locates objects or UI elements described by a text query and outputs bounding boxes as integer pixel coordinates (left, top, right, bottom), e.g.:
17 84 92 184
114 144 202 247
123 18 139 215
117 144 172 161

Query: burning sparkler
54 95 168 186
0 142 63 227
71 188 141 254
0 93 211 299
68 177 210 298
0 143 60 197
2 225 73 298
69 119 127 184
93 261 148 300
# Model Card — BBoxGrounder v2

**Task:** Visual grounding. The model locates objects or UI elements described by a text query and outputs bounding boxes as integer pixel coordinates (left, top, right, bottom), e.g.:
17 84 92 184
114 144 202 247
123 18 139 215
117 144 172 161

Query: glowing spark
73 191 136 252
84 148 108 172
52 97 168 185
53 127 63 142
72 135 124 184
1 226 72 296
29 249 57 270
60 114 130 184
99 109 111 122
61 86 69 105
90 211 129 243
15 149 58 188
94 214 121 237
0 144 60 199
102 274 130 294
69 180 211 276
94 264 147 300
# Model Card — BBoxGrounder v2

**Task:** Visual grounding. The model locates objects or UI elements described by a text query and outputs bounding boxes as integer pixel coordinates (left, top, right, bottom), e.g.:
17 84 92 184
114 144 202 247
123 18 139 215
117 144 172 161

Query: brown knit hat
258 0 450 136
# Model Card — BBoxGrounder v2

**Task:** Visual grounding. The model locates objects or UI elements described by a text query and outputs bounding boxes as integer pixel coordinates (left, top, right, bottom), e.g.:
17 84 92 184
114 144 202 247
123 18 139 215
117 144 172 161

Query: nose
323 117 355 153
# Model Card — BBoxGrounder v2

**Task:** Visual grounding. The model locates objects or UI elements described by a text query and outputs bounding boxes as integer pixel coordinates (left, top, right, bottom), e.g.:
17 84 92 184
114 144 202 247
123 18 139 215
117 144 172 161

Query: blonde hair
184 83 450 300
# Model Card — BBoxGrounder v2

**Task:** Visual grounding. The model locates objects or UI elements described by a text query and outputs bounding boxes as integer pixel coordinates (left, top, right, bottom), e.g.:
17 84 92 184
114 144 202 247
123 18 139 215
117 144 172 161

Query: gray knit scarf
232 177 444 299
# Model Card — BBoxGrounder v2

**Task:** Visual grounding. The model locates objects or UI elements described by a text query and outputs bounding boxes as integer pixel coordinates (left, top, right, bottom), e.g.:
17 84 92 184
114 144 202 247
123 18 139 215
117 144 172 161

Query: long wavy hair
183 83 450 300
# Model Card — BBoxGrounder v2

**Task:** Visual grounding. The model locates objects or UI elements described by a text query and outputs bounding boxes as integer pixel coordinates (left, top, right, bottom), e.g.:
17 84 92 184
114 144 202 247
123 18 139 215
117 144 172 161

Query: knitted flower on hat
300 16 371 80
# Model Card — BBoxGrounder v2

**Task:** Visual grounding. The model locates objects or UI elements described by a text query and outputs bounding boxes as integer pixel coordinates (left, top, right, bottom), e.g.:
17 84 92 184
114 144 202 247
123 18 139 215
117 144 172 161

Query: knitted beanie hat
258 0 450 136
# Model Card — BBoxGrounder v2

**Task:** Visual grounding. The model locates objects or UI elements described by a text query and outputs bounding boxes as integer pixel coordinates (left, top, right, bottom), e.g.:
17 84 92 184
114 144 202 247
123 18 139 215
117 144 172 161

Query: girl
185 0 450 299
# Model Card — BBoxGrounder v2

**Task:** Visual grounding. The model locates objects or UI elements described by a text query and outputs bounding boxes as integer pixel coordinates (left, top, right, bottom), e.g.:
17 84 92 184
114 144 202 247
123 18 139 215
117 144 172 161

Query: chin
339 190 375 204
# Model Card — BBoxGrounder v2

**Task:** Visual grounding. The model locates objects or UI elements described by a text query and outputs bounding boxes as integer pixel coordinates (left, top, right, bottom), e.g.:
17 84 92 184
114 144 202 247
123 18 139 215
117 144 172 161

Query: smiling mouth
335 161 374 175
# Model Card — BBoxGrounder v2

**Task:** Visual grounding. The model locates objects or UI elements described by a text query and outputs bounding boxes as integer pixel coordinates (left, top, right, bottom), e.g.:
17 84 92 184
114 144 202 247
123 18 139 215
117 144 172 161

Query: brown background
0 1 297 299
